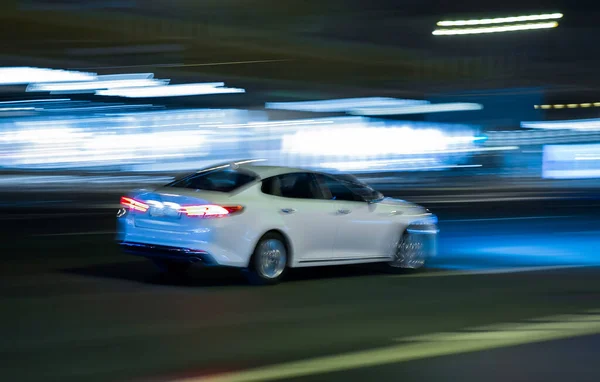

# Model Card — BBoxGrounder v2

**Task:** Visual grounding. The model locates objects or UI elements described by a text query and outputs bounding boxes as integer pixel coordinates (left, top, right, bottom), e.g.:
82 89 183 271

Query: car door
261 172 338 263
314 174 395 261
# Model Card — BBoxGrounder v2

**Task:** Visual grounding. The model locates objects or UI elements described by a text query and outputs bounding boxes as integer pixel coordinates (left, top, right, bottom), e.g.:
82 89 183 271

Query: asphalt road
2 195 600 382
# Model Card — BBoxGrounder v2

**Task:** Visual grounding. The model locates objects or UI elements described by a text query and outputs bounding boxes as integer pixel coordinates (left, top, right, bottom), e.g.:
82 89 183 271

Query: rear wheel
383 231 427 273
244 232 288 285
152 259 191 277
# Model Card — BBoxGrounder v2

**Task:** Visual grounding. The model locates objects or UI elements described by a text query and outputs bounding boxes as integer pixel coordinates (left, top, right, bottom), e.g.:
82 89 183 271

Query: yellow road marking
172 311 600 382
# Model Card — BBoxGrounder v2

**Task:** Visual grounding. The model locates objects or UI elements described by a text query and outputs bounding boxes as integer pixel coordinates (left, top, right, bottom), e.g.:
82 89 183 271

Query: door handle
337 209 351 215
281 208 297 214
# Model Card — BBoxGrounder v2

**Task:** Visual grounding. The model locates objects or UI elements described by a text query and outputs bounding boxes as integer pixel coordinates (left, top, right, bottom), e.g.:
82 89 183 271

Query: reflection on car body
117 160 438 284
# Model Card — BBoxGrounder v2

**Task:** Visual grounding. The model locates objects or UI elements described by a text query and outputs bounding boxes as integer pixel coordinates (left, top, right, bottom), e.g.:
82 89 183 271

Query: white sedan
117 161 438 284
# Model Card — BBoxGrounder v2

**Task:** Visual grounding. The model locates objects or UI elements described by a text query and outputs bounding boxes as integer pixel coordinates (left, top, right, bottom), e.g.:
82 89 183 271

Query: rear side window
261 173 323 199
314 174 363 202
168 169 257 193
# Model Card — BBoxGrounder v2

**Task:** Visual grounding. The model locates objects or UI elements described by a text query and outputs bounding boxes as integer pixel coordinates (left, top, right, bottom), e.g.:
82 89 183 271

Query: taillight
120 196 149 212
180 205 243 218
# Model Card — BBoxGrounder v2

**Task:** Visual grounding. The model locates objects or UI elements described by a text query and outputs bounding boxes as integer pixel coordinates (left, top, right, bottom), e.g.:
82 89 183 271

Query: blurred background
4 1 600 382
2 1 600 191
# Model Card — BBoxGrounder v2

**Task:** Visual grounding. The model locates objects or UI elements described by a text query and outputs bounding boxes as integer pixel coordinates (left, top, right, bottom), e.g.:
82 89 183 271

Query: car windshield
166 168 258 193
332 174 384 202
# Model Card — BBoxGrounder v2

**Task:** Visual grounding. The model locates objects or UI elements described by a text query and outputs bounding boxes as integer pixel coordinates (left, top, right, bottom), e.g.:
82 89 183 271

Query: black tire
152 259 191 278
244 232 288 285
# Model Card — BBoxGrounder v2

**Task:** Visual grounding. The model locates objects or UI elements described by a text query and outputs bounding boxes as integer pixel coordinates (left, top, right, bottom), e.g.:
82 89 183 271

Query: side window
315 174 362 202
168 169 257 193
261 173 322 199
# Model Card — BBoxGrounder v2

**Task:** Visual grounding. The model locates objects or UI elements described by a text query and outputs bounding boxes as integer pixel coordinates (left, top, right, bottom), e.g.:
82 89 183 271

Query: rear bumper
119 241 219 266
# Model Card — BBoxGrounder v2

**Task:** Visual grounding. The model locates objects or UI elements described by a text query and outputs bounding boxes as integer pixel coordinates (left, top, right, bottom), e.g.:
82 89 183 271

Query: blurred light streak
543 144 600 179
42 104 155 112
76 59 292 71
0 98 71 104
437 13 563 26
0 107 39 112
535 102 600 110
320 159 482 172
96 83 245 98
0 108 485 173
487 129 600 146
521 119 600 130
281 126 477 156
0 67 96 85
27 78 169 93
265 98 429 112
350 103 483 116
433 22 559 36
218 119 335 129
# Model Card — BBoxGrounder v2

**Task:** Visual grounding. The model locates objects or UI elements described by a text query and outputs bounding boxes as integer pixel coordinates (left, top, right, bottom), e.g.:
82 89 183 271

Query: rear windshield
167 169 258 193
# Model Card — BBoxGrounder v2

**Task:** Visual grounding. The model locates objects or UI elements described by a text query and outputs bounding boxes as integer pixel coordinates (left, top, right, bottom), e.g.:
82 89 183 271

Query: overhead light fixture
0 67 97 85
437 13 563 27
265 97 429 112
96 83 245 98
433 21 559 36
349 102 483 116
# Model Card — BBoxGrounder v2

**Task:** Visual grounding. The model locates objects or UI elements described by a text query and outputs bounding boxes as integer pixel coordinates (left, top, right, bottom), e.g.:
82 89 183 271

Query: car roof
238 163 314 179
196 160 319 180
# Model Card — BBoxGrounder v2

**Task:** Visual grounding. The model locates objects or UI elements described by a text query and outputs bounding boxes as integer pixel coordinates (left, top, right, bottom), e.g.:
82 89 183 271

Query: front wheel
384 231 427 272
244 232 288 285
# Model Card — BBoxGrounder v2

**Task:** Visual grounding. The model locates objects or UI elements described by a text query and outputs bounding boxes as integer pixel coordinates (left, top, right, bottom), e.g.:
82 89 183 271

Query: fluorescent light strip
26 79 169 93
350 102 483 116
437 13 563 27
96 83 245 98
0 67 97 85
265 97 429 112
433 21 559 36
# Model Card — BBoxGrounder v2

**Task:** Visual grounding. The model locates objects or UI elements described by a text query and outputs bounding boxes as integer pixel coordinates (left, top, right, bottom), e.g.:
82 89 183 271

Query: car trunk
132 189 233 232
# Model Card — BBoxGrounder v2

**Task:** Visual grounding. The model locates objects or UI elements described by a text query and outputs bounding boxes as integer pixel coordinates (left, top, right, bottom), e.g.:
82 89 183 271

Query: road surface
1 194 600 382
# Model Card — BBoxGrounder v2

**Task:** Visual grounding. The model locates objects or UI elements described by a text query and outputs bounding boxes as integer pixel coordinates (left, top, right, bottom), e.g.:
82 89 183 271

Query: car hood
376 197 429 214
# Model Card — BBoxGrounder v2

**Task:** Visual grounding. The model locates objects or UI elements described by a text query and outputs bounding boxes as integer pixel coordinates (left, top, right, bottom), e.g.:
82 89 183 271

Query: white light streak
433 22 559 36
218 119 335 129
27 78 169 93
0 98 71 104
96 83 245 98
437 13 563 27
0 107 39 112
265 97 429 113
0 67 97 85
281 127 475 157
350 102 483 116
522 119 600 131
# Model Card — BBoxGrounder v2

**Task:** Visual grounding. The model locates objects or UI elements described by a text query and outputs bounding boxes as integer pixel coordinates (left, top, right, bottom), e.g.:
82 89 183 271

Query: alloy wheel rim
391 234 425 269
258 239 287 279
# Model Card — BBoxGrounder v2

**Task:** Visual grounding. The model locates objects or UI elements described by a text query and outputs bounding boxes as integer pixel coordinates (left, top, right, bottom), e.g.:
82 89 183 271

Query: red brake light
120 196 149 212
180 205 243 218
